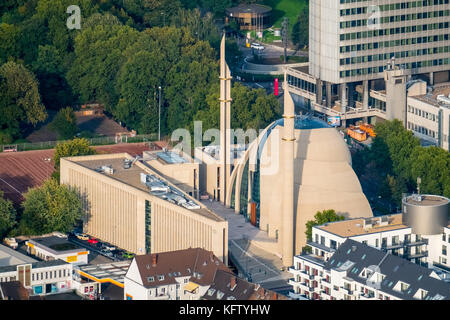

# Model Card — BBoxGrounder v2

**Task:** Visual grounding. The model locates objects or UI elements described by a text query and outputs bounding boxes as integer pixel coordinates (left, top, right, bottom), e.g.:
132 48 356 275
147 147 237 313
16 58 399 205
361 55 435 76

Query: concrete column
429 72 434 86
281 71 295 267
219 34 232 206
340 83 348 113
316 79 323 105
363 80 369 110
326 82 332 108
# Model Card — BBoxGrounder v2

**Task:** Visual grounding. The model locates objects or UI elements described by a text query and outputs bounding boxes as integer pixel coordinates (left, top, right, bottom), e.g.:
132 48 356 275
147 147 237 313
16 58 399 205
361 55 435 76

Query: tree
305 209 345 241
53 138 96 169
50 107 78 139
0 191 16 239
0 61 47 142
20 179 83 235
292 5 309 48
410 146 450 198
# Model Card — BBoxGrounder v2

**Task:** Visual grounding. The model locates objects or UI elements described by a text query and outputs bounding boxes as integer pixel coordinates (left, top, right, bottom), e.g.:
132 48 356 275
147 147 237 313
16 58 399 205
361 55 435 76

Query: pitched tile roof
133 248 230 288
325 239 450 300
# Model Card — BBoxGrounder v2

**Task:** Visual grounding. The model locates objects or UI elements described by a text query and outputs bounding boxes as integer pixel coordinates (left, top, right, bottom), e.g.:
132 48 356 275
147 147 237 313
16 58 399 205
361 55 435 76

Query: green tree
291 5 309 48
53 137 96 169
305 209 345 241
0 191 16 239
66 17 141 110
50 107 78 139
20 179 83 235
410 146 450 198
0 61 47 142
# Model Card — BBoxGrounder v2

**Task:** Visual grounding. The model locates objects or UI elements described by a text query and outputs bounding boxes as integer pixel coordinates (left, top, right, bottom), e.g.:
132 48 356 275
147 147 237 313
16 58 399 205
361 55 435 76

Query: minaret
281 70 295 267
219 33 232 205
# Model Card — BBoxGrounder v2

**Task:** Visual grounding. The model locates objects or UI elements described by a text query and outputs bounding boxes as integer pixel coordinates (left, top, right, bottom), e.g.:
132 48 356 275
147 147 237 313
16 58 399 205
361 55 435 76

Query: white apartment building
406 82 450 150
307 195 450 272
289 194 450 300
123 248 230 300
289 239 450 300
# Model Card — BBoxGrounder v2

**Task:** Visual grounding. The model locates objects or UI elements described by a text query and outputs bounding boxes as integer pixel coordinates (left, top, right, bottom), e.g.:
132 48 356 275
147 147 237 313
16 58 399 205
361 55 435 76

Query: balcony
307 241 336 253
405 238 429 247
359 293 376 300
152 294 170 300
406 251 428 259
288 278 300 286
288 267 301 274
342 287 353 295
382 241 404 250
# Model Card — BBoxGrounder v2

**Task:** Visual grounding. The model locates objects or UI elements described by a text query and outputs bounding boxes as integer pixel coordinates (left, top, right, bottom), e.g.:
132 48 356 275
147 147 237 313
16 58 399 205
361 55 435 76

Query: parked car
88 237 98 244
53 232 68 239
3 238 18 249
76 233 89 241
250 43 264 50
122 252 134 259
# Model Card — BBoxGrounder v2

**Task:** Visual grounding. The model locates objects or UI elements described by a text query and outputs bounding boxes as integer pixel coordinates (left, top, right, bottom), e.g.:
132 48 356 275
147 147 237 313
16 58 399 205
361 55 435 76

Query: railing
0 134 158 153
406 251 428 259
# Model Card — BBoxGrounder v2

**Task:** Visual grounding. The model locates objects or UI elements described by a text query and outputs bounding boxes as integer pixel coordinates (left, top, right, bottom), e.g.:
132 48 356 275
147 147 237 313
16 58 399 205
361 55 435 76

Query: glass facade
145 200 151 254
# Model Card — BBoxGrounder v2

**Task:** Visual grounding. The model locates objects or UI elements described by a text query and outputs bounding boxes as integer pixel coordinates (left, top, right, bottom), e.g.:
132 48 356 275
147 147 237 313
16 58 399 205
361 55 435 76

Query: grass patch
264 0 308 33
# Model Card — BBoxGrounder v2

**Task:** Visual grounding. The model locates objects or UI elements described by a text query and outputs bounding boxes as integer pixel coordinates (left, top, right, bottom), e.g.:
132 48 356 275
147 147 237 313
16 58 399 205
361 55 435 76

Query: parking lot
67 232 135 263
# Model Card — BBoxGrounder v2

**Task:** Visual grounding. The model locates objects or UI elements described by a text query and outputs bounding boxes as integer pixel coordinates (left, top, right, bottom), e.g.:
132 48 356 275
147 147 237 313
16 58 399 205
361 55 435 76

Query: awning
184 282 199 293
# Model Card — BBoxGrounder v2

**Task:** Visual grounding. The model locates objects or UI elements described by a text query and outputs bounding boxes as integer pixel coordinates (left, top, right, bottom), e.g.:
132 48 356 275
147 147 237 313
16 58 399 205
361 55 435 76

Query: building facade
286 0 450 129
289 194 450 299
60 153 228 264
289 239 450 300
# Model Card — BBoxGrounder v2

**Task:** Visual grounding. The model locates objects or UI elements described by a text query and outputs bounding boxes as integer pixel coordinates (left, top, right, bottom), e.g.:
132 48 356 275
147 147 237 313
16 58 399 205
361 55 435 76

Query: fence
1 134 158 153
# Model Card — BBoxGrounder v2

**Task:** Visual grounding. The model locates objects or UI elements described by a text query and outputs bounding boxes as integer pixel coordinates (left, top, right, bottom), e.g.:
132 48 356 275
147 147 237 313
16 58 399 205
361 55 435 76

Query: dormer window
148 276 155 282
158 275 165 281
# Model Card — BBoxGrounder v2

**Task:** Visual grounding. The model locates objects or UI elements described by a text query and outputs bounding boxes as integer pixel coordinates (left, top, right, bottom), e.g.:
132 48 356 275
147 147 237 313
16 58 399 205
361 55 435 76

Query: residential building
0 281 30 300
289 239 450 300
124 248 230 300
289 194 450 298
123 247 285 300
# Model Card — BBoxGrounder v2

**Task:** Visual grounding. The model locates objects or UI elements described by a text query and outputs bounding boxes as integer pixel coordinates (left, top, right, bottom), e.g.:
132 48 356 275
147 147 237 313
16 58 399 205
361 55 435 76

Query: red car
88 238 98 244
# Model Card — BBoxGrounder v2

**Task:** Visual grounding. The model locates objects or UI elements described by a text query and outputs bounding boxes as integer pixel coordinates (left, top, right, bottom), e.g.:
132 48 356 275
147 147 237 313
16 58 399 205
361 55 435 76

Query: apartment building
289 239 450 300
123 248 286 301
302 195 450 276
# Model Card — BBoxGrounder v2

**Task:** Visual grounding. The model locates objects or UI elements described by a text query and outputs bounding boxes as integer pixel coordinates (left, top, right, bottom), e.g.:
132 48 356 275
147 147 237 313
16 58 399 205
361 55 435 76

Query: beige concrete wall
259 128 373 255
60 154 228 263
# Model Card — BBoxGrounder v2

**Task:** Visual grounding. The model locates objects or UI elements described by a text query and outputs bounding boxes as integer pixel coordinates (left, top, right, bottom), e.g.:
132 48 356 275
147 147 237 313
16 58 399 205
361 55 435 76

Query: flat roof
226 4 272 15
30 236 85 253
0 244 37 267
404 195 449 207
317 214 408 238
412 83 450 108
76 261 131 285
71 156 223 222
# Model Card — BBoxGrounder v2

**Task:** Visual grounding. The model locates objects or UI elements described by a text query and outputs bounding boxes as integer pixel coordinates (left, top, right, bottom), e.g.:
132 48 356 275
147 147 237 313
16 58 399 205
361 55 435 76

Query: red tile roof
0 142 157 205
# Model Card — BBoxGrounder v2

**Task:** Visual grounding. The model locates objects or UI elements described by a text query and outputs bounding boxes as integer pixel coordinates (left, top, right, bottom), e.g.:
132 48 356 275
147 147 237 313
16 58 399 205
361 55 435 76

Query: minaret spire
281 70 295 266
219 32 232 205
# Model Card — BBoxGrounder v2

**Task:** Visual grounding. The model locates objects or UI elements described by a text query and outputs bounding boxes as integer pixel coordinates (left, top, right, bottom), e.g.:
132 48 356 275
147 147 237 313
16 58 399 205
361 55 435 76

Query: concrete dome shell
257 121 373 253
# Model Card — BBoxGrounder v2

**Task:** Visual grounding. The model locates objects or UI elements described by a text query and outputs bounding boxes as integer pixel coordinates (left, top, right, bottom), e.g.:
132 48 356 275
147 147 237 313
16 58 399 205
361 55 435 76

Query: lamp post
158 86 162 141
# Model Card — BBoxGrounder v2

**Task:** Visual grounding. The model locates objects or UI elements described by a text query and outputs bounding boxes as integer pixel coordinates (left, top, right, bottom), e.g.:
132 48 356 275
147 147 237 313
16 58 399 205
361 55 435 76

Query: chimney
152 254 158 267
230 276 237 290
272 292 278 300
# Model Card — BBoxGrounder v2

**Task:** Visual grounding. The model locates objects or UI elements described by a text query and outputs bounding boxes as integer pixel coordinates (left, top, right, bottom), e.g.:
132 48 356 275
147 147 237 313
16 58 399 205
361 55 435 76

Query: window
442 245 447 256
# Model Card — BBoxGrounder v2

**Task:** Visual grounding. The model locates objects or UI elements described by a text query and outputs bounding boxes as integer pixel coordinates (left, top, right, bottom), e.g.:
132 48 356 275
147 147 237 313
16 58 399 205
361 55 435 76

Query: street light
158 86 162 141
